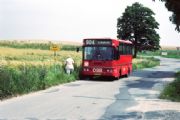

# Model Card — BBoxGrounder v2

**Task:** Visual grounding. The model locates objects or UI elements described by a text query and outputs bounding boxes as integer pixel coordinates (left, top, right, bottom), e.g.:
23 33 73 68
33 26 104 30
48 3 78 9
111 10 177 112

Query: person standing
65 56 74 74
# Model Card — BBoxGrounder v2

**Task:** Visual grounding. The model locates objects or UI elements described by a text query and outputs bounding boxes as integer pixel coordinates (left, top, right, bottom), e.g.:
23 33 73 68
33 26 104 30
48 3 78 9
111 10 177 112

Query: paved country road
0 57 180 120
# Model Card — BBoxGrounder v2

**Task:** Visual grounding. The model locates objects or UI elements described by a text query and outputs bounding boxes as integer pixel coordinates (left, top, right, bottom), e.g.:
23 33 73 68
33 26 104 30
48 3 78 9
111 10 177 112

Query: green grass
161 50 180 59
0 62 80 100
139 50 180 59
133 57 160 70
160 71 180 102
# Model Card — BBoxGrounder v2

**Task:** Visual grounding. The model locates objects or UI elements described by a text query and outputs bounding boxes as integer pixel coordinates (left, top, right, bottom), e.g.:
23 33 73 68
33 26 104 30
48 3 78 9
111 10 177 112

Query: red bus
80 38 133 79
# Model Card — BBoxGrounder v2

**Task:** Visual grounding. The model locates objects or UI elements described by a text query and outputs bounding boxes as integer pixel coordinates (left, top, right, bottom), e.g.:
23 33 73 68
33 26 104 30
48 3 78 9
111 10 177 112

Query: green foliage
133 57 160 70
0 41 80 51
139 50 180 59
0 41 49 50
62 45 80 51
161 50 180 59
117 2 160 58
160 71 180 102
0 63 80 100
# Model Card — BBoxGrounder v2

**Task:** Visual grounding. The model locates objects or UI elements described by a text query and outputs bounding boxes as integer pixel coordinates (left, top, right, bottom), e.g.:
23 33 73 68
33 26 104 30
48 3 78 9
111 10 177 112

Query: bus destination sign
85 39 112 45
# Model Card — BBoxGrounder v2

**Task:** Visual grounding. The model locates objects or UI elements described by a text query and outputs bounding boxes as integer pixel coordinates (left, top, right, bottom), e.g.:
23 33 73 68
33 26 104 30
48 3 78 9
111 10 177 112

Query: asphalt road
0 57 180 120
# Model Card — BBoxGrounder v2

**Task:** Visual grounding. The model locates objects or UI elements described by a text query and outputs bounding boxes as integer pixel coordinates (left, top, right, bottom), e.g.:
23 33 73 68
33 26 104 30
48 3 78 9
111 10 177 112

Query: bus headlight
107 69 113 73
84 61 89 67
83 68 89 71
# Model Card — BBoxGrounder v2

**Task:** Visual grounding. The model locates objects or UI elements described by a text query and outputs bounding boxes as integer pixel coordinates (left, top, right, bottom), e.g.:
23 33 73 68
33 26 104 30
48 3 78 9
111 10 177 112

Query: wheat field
0 47 82 65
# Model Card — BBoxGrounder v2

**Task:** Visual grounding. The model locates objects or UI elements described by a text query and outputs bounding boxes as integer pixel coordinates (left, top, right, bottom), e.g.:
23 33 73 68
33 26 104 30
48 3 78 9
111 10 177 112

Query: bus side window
123 44 125 55
132 45 134 55
125 44 127 55
127 45 130 54
130 45 132 54
119 44 123 55
123 44 126 55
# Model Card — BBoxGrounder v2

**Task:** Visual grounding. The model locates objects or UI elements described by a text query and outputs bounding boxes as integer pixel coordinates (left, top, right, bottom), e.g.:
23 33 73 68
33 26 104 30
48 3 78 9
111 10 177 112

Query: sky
0 0 180 46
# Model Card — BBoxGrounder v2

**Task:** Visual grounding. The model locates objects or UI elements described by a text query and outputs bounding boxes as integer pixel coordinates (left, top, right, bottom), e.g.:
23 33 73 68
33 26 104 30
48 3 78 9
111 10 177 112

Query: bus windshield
84 46 114 60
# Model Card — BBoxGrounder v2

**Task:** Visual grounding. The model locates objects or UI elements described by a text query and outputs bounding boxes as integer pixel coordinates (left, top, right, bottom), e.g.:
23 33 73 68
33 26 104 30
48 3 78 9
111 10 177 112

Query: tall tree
117 2 160 58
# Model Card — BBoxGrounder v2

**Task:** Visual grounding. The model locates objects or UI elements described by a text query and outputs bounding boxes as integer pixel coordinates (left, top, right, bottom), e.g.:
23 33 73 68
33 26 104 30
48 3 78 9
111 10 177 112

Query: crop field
0 41 82 99
161 46 178 50
0 40 160 100
0 47 82 65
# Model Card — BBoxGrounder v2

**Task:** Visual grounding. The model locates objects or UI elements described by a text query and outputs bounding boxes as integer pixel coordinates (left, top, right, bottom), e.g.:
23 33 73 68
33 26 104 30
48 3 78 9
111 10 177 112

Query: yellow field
161 46 179 50
0 47 82 66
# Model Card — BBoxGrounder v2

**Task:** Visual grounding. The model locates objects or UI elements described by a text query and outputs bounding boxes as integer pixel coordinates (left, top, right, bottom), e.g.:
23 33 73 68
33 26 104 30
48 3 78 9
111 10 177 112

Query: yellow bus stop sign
50 44 60 51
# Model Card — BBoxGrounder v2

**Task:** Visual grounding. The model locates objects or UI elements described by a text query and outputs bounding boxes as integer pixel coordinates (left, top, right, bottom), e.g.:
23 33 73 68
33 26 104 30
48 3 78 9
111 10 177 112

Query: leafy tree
153 0 180 32
117 2 160 58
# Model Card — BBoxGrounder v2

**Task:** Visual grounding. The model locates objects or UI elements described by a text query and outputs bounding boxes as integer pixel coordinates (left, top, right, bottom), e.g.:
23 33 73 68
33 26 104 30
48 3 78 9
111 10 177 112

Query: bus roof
83 38 132 44
118 39 132 44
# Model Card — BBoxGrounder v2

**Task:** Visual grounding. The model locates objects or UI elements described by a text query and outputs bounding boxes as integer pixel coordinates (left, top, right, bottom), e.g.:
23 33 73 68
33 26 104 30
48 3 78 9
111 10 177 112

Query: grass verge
133 57 160 70
160 71 180 102
0 63 80 100
139 50 180 59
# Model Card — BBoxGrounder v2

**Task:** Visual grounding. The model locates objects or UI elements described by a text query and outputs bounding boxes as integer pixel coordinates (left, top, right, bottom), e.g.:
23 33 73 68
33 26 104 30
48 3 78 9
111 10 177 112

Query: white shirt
65 57 74 69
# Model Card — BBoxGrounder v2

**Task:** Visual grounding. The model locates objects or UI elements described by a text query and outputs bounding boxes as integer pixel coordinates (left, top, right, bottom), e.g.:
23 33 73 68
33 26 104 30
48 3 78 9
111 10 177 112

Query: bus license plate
93 68 102 73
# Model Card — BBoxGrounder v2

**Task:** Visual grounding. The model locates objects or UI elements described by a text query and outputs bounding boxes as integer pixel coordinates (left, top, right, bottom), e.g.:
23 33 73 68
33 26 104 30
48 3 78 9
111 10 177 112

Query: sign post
50 44 60 72
50 44 60 61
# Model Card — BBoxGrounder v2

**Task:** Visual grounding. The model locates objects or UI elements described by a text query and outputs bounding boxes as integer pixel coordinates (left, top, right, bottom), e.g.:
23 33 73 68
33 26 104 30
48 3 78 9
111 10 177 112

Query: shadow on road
126 80 159 90
78 76 116 82
131 70 175 78
102 110 180 120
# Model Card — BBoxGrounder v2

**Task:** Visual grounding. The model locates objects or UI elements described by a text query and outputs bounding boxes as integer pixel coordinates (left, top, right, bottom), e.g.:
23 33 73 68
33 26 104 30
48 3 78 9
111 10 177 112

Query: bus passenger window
119 44 123 55
126 45 130 55
123 44 126 55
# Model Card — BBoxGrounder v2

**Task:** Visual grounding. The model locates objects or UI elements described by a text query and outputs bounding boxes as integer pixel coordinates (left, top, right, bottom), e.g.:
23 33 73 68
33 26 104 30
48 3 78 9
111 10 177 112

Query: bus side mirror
76 47 80 52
